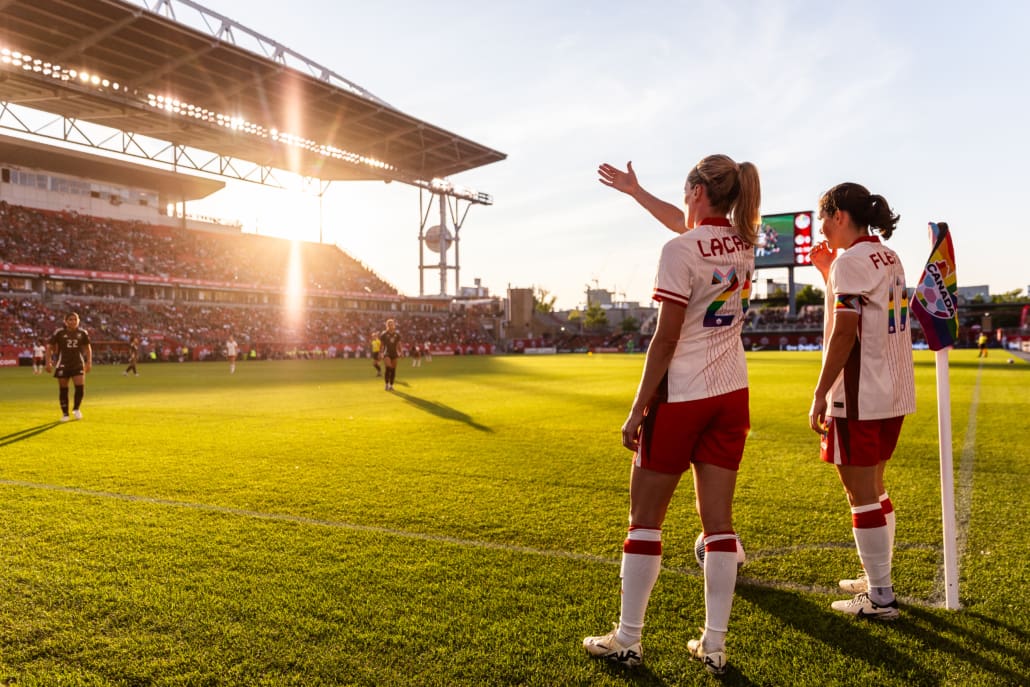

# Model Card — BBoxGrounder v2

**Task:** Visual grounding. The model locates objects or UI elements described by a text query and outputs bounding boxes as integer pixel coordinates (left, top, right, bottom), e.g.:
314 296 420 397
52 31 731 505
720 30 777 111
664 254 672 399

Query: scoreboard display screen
755 211 814 267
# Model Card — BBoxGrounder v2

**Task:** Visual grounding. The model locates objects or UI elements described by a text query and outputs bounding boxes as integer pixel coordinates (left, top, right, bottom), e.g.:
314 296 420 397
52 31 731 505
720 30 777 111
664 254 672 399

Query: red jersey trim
653 288 689 306
699 217 731 227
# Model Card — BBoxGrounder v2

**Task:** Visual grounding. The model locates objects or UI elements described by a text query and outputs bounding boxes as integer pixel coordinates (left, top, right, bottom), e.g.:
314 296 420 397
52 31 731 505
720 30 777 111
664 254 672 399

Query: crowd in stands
0 201 395 295
744 304 824 330
1 201 497 359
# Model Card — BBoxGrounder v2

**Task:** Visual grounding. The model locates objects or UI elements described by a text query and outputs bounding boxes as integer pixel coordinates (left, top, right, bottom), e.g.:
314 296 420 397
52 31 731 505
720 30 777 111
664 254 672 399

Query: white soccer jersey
653 219 753 402
822 236 916 420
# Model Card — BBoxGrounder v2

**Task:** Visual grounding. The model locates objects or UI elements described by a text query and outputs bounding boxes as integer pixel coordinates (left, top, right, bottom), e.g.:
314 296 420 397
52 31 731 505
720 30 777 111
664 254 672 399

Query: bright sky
186 0 1030 309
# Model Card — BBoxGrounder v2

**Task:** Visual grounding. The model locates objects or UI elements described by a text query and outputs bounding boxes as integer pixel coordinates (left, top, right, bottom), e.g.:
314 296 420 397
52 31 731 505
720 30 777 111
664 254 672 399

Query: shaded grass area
0 352 1026 685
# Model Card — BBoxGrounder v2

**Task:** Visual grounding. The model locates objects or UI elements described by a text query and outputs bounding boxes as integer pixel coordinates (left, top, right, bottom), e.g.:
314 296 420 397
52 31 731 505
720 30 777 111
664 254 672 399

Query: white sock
702 532 739 651
616 528 662 644
880 492 895 555
700 531 741 650
851 503 892 596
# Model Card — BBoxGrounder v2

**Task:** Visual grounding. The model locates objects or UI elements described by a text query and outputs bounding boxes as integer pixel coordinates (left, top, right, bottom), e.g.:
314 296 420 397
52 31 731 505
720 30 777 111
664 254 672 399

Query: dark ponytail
819 182 900 240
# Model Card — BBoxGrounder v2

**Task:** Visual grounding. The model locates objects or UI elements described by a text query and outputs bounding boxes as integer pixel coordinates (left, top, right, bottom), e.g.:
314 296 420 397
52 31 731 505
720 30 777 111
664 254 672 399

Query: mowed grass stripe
0 475 941 609
0 352 1026 686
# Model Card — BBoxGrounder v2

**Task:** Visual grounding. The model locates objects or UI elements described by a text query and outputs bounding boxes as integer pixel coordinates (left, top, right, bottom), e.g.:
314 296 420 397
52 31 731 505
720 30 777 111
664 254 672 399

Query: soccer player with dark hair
124 336 140 376
379 319 401 390
809 182 915 620
47 312 92 421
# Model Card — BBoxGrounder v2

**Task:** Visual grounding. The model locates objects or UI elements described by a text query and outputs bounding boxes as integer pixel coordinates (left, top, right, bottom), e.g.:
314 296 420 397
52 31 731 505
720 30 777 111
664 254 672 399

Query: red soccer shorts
820 415 905 466
636 388 749 474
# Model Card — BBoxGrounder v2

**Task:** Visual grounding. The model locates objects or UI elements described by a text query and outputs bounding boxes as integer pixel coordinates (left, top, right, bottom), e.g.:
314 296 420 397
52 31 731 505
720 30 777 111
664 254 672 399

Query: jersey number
703 268 750 328
888 277 909 334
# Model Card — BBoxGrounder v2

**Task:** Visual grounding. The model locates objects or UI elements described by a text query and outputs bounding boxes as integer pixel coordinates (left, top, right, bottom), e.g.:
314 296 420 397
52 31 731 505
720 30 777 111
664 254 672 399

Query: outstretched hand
598 161 640 196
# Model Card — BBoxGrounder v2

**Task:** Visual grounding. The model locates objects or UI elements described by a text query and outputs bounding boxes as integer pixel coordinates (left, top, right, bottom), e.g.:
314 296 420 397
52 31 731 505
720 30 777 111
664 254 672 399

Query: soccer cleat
59 414 70 422
839 572 869 594
583 625 642 667
830 592 899 620
73 410 83 420
687 638 726 675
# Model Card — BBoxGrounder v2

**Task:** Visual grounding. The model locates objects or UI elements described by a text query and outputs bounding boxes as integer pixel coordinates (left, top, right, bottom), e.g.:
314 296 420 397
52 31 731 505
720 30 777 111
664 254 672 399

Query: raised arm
598 161 687 234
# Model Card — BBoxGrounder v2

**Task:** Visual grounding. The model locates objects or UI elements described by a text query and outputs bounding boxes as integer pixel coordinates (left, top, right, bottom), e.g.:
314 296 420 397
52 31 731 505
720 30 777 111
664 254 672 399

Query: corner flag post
909 221 961 609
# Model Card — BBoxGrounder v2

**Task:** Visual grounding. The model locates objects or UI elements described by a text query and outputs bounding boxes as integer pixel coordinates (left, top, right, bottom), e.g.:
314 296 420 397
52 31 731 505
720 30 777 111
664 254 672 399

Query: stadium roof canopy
0 0 506 192
0 132 225 200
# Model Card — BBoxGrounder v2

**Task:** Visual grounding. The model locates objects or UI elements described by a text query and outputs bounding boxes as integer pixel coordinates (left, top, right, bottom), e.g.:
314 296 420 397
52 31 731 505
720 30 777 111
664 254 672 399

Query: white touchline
0 477 940 608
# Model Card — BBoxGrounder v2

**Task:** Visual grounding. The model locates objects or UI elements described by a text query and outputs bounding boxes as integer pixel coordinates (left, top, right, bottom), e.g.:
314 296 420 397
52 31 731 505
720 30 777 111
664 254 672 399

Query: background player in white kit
226 335 238 374
584 155 761 674
808 183 916 620
32 340 46 374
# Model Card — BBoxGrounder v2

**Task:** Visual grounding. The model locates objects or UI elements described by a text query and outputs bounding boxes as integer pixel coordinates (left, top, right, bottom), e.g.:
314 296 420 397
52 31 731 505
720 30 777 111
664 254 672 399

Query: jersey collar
849 234 881 248
699 217 731 227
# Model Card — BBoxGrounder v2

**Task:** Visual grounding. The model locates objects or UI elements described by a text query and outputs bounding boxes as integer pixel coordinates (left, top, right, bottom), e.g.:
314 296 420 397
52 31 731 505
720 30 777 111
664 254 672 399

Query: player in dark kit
379 319 401 390
124 336 140 376
46 312 93 421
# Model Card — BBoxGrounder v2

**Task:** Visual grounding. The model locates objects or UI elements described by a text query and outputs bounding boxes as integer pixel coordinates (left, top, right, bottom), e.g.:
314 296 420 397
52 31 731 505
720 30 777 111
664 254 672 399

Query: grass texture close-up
0 350 1027 686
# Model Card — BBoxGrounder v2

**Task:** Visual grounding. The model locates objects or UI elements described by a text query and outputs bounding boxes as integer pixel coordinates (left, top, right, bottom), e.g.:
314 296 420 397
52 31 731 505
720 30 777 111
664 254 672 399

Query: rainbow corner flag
911 221 959 350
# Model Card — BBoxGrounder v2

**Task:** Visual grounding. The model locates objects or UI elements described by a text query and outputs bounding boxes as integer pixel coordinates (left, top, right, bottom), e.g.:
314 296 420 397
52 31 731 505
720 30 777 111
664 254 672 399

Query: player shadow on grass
391 390 493 433
0 422 62 448
735 585 1027 684
901 606 1030 685
590 651 759 686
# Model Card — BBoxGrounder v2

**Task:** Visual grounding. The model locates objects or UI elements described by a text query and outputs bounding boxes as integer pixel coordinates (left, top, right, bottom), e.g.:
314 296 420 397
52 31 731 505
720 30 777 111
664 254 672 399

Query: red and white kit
653 218 753 402
822 235 916 421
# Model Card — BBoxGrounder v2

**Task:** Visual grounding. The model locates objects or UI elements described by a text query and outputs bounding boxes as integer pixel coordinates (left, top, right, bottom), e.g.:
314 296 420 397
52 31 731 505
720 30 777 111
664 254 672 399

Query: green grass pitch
0 351 1026 686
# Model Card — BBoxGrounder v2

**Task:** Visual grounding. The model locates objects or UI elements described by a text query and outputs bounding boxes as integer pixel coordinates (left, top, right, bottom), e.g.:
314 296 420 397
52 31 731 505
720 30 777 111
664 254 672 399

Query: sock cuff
704 532 738 553
852 508 887 529
851 502 882 515
624 528 662 555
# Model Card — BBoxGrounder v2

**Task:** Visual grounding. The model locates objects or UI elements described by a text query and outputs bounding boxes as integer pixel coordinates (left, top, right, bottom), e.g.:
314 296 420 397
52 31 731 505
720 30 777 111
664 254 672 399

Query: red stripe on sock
623 539 662 555
880 497 894 515
706 539 738 553
852 510 887 529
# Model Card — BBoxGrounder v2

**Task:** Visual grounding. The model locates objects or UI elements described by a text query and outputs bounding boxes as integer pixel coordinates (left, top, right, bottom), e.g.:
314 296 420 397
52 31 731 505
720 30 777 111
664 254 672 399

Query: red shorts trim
820 416 904 466
636 388 749 474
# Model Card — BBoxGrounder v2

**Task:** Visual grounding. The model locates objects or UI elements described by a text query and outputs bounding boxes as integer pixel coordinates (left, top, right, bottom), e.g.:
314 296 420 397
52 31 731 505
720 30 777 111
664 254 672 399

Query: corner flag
911 221 961 609
911 222 959 349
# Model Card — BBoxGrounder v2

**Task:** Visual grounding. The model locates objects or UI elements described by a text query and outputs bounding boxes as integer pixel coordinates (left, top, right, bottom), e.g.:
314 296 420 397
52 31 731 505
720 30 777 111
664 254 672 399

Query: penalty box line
1 477 934 608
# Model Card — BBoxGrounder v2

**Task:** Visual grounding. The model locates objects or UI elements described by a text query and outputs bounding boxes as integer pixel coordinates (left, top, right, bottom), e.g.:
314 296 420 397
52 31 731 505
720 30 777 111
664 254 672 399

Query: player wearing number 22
585 155 761 675
809 183 916 621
